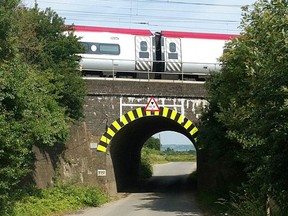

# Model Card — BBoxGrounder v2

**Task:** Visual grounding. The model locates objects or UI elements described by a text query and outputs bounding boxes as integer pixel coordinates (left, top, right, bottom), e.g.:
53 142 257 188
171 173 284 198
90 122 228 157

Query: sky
153 131 193 146
21 0 256 145
22 0 256 34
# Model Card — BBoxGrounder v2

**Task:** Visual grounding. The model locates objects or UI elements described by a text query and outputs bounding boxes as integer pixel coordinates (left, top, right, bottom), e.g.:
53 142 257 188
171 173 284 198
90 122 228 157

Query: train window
80 42 120 55
140 41 148 51
99 44 120 55
169 42 177 53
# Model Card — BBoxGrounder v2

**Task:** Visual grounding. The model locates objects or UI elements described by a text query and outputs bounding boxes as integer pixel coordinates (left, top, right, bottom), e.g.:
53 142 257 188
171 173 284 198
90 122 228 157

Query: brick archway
97 107 198 152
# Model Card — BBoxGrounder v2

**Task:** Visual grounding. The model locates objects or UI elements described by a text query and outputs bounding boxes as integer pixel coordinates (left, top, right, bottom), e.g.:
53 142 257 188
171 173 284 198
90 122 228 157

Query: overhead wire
22 0 247 33
29 0 245 8
56 9 239 23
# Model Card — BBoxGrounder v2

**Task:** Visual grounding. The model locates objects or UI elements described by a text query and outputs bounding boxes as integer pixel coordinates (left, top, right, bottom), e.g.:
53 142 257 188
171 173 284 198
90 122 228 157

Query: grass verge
8 185 110 216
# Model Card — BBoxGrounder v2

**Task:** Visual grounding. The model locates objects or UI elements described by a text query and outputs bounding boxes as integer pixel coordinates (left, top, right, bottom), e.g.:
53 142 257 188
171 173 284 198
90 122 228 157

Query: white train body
74 26 155 77
73 25 237 79
161 31 231 75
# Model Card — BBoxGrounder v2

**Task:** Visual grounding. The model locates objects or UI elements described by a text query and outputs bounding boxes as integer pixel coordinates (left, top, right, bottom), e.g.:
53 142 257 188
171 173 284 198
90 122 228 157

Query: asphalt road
67 162 203 216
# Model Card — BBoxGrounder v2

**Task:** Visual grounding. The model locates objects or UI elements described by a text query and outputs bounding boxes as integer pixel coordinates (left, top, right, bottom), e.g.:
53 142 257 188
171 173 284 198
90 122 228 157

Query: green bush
9 185 109 216
139 147 153 179
195 190 230 216
143 137 161 150
0 3 86 212
228 193 267 216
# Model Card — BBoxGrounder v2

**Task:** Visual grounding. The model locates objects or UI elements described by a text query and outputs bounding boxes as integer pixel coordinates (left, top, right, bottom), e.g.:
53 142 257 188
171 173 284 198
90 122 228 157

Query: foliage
8 185 110 216
228 191 268 216
195 190 229 216
0 2 86 214
143 136 161 150
0 0 20 61
139 147 153 179
0 60 69 213
16 5 86 120
198 0 288 214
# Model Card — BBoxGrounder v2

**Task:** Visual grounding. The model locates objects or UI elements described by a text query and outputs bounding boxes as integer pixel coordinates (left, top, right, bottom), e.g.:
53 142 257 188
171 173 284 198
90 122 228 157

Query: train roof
161 31 238 40
72 25 153 36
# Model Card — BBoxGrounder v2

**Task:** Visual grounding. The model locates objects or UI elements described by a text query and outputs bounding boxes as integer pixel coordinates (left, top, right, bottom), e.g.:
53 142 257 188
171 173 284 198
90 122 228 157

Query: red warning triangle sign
144 97 160 112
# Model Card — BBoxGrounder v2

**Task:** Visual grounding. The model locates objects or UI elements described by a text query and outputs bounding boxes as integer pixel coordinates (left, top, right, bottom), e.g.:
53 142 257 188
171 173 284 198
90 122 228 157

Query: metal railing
80 57 221 81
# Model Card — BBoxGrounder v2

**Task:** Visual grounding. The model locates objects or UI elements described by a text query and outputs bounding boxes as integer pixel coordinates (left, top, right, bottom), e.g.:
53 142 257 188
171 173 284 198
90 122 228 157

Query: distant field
161 144 196 152
142 147 196 165
164 153 196 162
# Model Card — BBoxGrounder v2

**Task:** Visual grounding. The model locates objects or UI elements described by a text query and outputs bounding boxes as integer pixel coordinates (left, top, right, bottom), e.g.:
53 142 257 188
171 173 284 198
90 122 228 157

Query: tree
16 5 86 120
0 0 20 61
0 3 87 214
144 137 161 151
0 59 69 212
199 0 288 213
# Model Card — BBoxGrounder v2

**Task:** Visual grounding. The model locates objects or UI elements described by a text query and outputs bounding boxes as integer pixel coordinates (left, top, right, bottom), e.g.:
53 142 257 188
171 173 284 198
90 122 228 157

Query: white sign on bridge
97 169 107 177
119 97 186 122
144 97 160 112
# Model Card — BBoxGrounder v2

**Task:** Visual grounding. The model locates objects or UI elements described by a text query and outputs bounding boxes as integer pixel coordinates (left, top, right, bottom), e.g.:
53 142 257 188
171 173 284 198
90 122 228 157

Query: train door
163 37 182 79
135 36 154 79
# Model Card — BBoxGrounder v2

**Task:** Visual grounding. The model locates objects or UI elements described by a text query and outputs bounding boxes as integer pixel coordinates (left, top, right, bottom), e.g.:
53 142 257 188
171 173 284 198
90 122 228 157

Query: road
67 162 203 216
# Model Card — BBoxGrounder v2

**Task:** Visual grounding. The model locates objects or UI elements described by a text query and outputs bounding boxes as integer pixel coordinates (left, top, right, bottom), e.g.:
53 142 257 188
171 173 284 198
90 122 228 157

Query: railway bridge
33 78 216 194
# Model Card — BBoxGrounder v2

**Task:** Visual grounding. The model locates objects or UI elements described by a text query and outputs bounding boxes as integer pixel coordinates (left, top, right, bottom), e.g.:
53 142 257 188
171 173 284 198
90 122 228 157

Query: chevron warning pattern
97 107 198 152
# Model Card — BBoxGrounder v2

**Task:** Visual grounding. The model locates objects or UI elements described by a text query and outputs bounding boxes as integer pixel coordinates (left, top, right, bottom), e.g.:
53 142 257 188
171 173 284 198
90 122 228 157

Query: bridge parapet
85 78 207 98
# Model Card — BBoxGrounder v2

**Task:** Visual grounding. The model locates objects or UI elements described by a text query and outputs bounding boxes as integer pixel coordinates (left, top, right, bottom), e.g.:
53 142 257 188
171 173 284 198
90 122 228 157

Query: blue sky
153 131 193 146
22 0 255 34
21 0 256 145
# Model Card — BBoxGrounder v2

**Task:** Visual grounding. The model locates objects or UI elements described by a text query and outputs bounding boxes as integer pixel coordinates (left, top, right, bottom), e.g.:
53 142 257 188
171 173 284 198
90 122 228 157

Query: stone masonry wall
33 79 226 194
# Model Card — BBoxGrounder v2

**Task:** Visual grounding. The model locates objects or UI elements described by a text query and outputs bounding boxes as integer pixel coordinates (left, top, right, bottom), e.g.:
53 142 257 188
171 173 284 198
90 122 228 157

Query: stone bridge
33 78 213 194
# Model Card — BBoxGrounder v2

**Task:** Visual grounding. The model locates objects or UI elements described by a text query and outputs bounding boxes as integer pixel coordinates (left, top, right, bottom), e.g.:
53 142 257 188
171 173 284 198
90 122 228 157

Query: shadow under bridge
97 107 198 192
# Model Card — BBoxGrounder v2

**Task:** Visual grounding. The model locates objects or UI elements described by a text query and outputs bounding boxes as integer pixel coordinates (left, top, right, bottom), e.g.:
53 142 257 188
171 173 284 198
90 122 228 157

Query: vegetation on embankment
197 0 288 215
5 185 110 216
1 1 86 215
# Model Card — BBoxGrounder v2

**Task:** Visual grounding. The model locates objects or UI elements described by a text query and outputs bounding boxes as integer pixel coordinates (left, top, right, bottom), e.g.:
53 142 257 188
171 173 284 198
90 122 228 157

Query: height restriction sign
144 97 160 112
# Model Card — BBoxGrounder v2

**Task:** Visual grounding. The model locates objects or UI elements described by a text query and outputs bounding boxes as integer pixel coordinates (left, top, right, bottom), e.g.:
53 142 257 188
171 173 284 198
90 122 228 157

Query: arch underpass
97 107 198 191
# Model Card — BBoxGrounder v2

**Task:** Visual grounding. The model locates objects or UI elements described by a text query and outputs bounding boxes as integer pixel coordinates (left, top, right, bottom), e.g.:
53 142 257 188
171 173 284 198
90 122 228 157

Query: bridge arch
97 107 198 191
97 107 198 152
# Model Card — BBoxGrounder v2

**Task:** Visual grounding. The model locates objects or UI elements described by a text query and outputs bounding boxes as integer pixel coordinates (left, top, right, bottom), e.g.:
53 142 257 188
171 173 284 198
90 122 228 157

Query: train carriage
160 31 237 80
72 25 237 80
73 25 155 78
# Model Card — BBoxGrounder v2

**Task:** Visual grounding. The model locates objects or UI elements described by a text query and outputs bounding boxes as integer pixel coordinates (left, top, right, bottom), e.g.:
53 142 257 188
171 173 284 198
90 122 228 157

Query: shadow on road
143 174 197 192
130 175 202 215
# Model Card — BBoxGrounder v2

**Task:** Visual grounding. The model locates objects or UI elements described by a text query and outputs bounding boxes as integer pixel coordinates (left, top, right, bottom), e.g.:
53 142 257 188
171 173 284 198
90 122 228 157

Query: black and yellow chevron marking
97 107 198 152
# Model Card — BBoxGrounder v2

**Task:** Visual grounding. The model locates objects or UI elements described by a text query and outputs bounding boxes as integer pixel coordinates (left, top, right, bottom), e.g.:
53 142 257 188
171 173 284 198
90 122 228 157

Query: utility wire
56 9 239 23
25 0 242 15
32 0 246 8
23 0 246 33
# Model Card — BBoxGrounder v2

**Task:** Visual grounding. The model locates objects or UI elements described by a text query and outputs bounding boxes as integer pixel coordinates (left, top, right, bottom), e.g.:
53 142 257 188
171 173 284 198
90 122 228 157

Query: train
72 25 237 80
